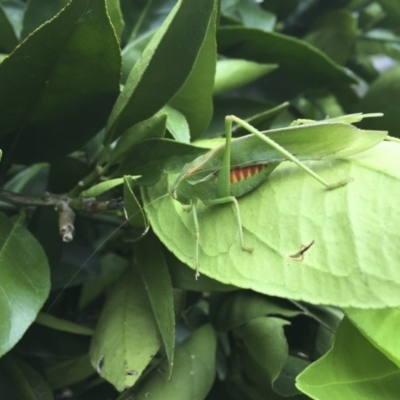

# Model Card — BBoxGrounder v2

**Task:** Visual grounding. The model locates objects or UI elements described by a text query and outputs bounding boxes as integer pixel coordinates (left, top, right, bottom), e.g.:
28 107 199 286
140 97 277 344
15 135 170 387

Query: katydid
170 114 387 279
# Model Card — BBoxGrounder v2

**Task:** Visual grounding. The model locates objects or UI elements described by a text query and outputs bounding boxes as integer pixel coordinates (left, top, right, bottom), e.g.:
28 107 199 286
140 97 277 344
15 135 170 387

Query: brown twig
0 190 123 243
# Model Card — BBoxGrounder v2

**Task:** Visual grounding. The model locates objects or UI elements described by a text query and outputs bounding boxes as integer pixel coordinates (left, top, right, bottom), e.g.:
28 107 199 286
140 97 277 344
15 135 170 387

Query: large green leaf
143 141 400 308
89 266 160 391
296 318 400 399
105 0 216 142
345 307 400 368
0 0 120 163
217 27 356 100
168 0 217 140
21 0 67 39
0 213 50 356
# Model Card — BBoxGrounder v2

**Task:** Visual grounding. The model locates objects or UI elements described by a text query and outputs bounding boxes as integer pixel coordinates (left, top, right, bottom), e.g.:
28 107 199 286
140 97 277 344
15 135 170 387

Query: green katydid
48 112 388 309
169 113 387 279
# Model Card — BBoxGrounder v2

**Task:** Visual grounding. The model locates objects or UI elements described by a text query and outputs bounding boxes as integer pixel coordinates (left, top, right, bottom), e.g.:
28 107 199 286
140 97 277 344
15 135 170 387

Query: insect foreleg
203 196 253 251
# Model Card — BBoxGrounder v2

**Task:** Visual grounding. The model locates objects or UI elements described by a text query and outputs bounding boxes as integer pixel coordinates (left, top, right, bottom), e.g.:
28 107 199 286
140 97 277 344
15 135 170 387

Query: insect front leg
191 196 253 280
203 196 253 253
191 202 201 280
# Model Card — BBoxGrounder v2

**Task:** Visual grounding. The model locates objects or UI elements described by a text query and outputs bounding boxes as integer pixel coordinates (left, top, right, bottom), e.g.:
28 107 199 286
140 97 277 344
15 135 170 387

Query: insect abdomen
228 163 279 198
230 164 268 184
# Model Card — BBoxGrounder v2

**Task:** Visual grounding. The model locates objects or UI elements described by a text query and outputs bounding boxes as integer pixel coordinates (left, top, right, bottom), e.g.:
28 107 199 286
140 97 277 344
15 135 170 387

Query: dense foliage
0 0 399 399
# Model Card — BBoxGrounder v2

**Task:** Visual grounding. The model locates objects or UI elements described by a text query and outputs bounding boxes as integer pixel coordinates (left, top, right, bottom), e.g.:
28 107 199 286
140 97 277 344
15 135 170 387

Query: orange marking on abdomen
230 164 267 184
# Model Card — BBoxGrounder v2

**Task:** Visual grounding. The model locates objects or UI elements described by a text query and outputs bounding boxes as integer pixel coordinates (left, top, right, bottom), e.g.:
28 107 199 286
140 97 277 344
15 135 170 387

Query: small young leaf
213 59 278 95
163 105 190 143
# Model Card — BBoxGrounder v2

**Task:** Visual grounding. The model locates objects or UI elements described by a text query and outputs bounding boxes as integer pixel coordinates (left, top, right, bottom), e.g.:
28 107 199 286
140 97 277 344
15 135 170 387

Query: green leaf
143 139 400 308
0 354 53 400
235 102 289 134
35 312 94 336
213 59 278 95
208 99 286 137
3 163 48 192
120 0 176 44
0 213 50 356
0 3 19 52
123 175 147 229
80 175 140 198
21 0 68 39
133 323 217 400
89 266 160 391
135 234 175 376
217 27 356 100
0 0 121 163
109 113 167 166
163 105 190 143
105 0 216 142
106 0 124 40
241 316 289 383
221 0 276 32
46 354 95 391
210 291 301 331
117 139 209 186
121 30 155 83
378 0 400 24
296 318 400 399
345 308 400 368
167 252 237 292
0 0 25 40
303 11 358 65
81 178 125 198
79 253 128 309
168 1 217 140
361 65 400 138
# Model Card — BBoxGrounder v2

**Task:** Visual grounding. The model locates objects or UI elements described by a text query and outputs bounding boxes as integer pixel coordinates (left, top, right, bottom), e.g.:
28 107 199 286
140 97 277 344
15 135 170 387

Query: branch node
58 202 76 242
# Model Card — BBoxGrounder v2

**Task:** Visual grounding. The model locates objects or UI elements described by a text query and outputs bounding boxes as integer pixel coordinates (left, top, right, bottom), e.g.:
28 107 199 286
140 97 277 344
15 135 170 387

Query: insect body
170 114 387 278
